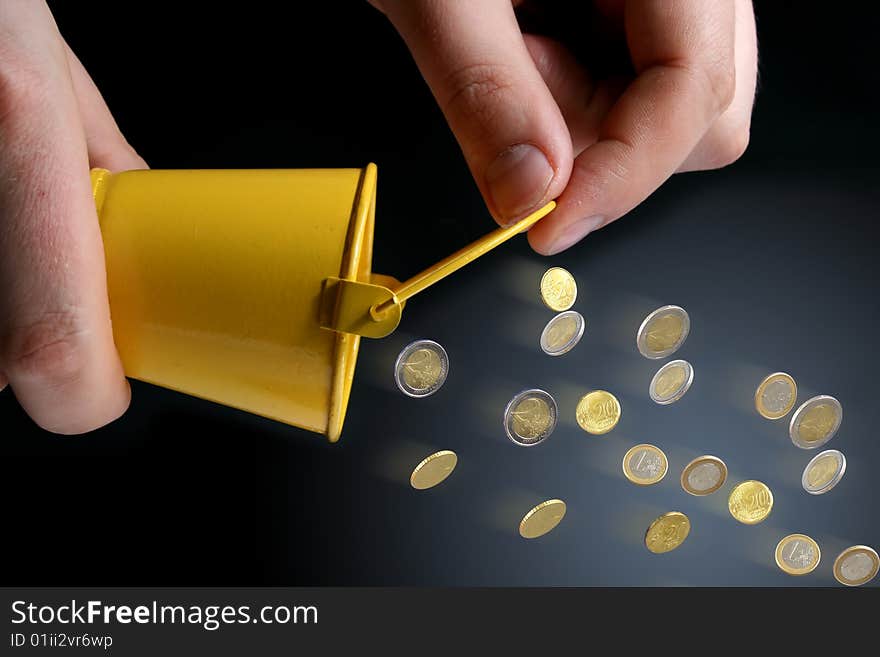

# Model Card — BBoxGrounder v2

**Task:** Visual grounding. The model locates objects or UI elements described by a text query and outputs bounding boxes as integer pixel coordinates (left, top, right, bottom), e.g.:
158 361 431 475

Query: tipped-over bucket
92 164 555 442
92 165 384 441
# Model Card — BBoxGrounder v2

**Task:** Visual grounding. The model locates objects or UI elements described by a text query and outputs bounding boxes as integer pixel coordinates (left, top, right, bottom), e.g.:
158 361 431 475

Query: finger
678 0 757 172
376 0 572 224
63 41 148 171
0 1 130 433
528 0 737 254
523 34 626 156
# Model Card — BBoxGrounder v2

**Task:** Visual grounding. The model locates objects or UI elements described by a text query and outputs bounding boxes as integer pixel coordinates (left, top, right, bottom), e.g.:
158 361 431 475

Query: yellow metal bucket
91 164 554 442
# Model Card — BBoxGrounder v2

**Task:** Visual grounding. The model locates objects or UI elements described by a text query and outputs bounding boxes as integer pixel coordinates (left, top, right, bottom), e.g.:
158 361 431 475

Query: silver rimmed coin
540 310 585 356
789 395 842 449
504 389 558 446
801 449 846 495
636 305 690 359
394 339 449 398
649 359 694 404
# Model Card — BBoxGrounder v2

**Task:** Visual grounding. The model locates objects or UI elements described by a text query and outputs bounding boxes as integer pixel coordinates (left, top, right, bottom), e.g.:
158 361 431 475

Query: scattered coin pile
392 266 878 586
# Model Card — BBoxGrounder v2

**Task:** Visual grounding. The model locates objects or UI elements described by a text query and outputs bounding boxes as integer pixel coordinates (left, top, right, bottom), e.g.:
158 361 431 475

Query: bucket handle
320 201 556 339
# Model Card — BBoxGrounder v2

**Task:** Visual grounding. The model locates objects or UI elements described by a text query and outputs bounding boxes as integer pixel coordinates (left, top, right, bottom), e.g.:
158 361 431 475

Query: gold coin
728 480 774 525
774 534 821 575
833 545 880 586
680 455 728 496
754 372 798 420
410 450 458 490
576 390 621 435
789 395 842 449
636 305 690 359
622 444 668 486
519 499 567 539
644 511 691 554
540 267 577 311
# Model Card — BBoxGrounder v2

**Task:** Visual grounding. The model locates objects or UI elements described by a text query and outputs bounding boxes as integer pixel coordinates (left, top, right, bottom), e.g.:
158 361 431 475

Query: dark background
2 2 878 586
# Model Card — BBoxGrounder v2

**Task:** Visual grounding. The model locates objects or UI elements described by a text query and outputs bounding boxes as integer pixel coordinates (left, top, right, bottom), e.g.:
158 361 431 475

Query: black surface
2 3 878 585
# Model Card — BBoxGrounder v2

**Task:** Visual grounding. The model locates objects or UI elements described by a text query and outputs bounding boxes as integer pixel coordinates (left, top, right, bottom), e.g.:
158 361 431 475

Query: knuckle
699 60 737 114
577 139 634 201
441 62 518 128
569 158 627 214
5 310 89 386
599 139 634 185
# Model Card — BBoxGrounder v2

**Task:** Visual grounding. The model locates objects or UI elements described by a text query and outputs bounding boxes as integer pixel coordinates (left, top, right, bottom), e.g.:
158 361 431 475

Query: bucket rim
326 163 378 442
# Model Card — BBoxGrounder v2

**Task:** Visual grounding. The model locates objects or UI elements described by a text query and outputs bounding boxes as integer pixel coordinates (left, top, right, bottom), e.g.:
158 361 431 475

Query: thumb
378 0 572 224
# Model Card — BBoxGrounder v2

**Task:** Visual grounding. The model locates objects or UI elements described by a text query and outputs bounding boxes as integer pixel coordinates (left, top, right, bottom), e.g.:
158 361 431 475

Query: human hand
0 1 146 432
369 0 757 254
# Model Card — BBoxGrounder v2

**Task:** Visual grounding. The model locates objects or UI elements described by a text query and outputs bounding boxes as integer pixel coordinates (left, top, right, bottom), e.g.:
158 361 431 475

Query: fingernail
485 144 554 224
547 215 604 254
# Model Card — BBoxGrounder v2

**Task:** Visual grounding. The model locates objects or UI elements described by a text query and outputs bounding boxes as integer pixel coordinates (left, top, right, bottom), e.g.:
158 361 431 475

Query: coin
622 444 668 485
504 389 558 446
576 390 621 435
649 359 694 404
802 449 846 495
540 267 577 311
410 450 458 490
636 305 690 359
540 310 585 356
728 480 773 525
644 511 690 554
789 395 842 449
833 545 880 586
774 534 821 575
394 339 449 398
754 372 797 420
680 455 728 496
519 499 566 539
